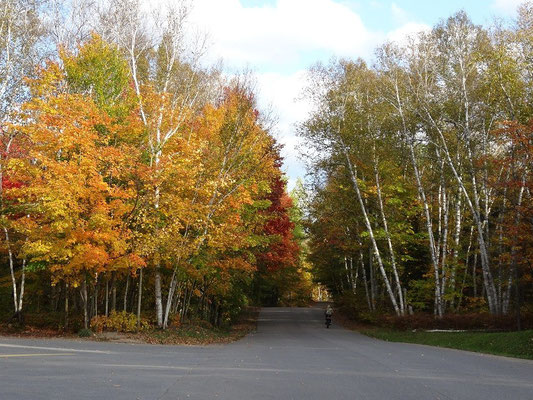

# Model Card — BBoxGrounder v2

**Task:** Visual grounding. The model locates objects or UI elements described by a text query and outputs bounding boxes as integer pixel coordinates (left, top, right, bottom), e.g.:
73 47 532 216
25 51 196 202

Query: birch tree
0 0 43 321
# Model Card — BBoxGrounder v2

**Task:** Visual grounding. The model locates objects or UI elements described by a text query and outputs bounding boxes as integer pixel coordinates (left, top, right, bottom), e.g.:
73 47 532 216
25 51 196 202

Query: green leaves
301 7 533 316
63 34 132 118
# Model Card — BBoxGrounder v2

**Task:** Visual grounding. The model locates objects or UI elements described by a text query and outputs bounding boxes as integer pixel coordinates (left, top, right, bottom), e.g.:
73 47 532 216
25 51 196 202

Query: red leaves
488 119 533 276
257 157 299 272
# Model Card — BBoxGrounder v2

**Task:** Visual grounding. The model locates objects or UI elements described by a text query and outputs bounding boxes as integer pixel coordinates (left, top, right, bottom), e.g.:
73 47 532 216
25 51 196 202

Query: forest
301 6 532 328
1 0 532 338
0 0 312 334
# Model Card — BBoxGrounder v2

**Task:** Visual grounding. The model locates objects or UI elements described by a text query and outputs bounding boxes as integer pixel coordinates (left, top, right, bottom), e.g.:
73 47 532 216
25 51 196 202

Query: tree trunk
155 264 163 327
81 277 89 330
4 227 19 316
93 278 98 318
374 159 404 314
473 253 478 298
439 180 450 313
391 77 441 315
17 258 26 318
408 141 442 316
137 268 143 331
450 191 462 309
123 273 130 312
105 278 109 317
65 282 69 330
163 266 179 328
360 251 372 311
111 272 117 312
340 139 400 315
427 111 498 313
511 180 525 324
369 248 376 311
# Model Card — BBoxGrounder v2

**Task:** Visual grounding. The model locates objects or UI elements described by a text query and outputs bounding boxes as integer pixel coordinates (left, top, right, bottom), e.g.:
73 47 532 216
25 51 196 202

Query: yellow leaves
21 240 52 259
10 35 284 298
26 60 64 98
14 59 142 282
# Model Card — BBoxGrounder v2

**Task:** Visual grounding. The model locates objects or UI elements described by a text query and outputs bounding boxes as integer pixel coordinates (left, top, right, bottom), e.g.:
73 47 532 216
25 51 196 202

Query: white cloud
185 0 386 188
391 2 409 24
491 0 525 15
256 70 309 131
255 70 311 188
157 0 436 187
386 22 430 46
189 0 379 69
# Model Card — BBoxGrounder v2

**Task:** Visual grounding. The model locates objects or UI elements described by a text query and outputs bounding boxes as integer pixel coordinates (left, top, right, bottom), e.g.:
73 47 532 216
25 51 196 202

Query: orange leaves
10 34 288 309
135 84 279 275
13 59 141 282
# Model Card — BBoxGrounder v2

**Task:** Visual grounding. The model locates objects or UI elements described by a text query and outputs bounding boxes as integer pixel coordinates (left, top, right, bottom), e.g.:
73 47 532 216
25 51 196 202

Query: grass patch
360 328 533 360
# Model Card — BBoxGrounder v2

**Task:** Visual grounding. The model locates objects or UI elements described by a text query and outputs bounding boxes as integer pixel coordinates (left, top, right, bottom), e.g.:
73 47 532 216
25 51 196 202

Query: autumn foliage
0 33 303 331
301 10 533 323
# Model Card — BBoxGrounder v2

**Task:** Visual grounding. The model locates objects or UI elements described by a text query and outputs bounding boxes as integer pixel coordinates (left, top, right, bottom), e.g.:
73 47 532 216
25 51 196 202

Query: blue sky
238 0 509 32
347 1 509 31
187 0 523 188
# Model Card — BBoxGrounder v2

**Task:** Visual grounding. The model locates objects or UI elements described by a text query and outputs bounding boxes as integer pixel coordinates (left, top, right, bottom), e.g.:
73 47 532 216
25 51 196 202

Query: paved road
1 306 532 399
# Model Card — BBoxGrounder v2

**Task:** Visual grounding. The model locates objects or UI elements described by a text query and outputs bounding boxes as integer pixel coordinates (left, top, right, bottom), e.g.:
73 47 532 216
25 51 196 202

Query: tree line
0 0 311 331
301 7 532 322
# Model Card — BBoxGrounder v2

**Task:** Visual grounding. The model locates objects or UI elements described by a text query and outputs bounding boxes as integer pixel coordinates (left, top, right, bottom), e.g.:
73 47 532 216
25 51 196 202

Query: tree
254 151 301 306
300 6 533 319
0 0 44 322
14 61 143 328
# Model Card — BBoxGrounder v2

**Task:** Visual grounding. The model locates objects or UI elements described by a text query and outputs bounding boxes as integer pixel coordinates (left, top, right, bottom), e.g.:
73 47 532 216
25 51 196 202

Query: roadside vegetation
335 309 533 359
300 4 533 357
0 0 312 341
1 0 532 352
361 329 533 360
300 3 533 340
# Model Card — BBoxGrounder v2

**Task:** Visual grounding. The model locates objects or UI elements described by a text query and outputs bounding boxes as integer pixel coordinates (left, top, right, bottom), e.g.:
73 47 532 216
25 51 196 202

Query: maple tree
253 151 304 305
0 29 292 331
11 60 143 328
490 120 533 327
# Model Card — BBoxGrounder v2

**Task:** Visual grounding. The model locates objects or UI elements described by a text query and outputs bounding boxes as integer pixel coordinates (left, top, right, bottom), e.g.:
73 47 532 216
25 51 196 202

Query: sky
187 0 525 189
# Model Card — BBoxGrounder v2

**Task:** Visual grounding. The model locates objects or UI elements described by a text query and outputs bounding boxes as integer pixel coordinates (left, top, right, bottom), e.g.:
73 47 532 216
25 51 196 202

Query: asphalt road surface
1 306 532 400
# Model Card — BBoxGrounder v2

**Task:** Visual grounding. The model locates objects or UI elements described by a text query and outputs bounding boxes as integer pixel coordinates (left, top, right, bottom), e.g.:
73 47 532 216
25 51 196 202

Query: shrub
376 312 533 331
90 311 150 333
335 291 374 320
170 313 181 328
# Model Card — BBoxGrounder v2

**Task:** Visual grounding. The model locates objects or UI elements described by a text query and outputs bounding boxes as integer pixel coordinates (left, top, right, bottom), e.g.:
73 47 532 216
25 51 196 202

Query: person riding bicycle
325 305 333 327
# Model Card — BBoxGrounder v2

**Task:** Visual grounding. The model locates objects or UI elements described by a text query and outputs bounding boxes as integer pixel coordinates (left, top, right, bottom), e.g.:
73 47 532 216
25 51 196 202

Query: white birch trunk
450 191 462 309
163 267 179 328
440 181 450 311
4 227 19 314
339 138 400 315
421 107 499 314
373 158 404 313
154 266 163 327
408 141 443 316
387 76 442 316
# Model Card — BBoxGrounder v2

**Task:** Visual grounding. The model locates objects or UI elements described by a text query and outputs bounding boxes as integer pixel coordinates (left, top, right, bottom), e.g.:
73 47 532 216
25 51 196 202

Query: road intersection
1 306 532 399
